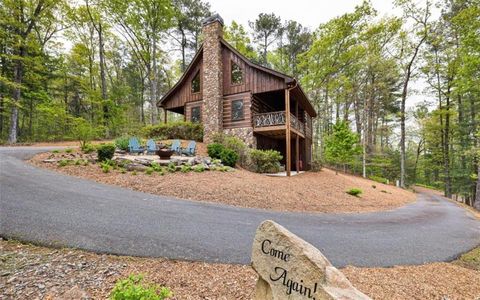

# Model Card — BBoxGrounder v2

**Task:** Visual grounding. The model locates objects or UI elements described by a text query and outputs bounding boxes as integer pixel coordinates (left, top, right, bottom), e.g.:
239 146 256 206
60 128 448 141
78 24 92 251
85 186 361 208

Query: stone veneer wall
223 127 256 148
202 19 223 144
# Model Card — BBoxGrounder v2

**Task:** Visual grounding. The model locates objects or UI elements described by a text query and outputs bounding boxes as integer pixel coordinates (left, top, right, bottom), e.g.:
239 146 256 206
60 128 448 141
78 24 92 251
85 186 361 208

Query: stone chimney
202 14 224 143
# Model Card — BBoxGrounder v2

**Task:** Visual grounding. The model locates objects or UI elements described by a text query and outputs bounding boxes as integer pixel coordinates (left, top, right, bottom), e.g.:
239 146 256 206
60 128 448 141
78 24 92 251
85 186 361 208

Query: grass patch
454 247 480 271
346 188 362 197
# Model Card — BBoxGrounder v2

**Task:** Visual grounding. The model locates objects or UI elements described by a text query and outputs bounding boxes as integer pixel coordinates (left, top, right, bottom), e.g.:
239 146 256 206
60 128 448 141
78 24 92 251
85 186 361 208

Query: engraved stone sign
251 220 371 300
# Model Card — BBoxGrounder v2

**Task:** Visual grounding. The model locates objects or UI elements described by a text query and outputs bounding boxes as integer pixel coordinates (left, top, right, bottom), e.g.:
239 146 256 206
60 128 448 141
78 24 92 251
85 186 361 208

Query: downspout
285 79 298 176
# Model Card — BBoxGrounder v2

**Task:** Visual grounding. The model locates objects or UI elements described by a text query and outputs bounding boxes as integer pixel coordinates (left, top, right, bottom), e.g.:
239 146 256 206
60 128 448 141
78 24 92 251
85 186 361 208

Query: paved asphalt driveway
1 146 479 267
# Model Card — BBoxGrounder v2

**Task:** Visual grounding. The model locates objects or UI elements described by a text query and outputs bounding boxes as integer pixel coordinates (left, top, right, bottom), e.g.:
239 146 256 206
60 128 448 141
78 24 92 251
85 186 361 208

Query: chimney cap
202 13 224 27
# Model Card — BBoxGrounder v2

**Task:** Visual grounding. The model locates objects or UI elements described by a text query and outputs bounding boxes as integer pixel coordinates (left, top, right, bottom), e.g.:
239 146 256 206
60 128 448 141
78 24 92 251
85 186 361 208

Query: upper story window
191 71 200 93
231 61 243 85
231 99 244 121
191 106 201 123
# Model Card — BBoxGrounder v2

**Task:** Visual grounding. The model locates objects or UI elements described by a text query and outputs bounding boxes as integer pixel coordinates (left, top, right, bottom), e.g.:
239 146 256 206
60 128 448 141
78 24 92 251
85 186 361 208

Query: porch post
163 108 168 124
285 89 291 176
295 100 300 173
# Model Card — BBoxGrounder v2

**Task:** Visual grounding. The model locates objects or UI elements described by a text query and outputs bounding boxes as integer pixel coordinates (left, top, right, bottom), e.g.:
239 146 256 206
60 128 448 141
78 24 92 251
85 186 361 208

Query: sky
208 0 401 31
208 0 436 110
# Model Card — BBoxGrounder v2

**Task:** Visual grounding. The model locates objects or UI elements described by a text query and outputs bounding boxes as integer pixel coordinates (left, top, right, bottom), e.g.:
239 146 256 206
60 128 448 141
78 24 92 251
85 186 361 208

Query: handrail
253 111 306 135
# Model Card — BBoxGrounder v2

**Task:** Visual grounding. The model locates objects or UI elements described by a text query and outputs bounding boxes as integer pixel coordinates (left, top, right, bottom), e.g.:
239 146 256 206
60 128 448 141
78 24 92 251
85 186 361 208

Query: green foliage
115 136 131 151
249 149 283 173
346 188 362 197
150 162 163 173
207 143 225 159
52 150 60 154
72 118 101 148
193 164 205 172
180 164 192 173
58 159 70 167
219 149 238 167
324 121 361 169
64 148 73 153
143 122 203 141
310 159 323 172
167 162 177 173
97 144 116 162
81 143 96 154
110 274 172 300
224 21 258 60
212 133 249 166
101 161 112 173
145 167 154 175
368 175 389 185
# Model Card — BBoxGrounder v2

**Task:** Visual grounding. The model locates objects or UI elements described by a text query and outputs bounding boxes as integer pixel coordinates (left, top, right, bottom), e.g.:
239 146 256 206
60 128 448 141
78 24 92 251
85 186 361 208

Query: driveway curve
1 146 479 267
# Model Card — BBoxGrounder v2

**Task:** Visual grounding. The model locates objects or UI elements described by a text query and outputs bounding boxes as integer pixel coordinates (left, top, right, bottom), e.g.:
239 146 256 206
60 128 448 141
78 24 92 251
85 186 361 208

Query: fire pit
156 149 174 159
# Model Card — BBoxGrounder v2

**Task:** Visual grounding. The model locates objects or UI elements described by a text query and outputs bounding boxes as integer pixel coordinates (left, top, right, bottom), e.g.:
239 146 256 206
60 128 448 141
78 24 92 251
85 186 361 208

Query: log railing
252 111 307 135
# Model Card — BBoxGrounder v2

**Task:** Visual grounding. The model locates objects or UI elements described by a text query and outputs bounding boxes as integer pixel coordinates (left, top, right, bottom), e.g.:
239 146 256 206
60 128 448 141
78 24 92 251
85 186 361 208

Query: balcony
252 111 309 138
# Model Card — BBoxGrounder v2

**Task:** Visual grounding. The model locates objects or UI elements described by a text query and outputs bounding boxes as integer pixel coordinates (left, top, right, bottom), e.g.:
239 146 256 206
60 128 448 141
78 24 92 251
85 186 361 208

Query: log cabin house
157 14 317 176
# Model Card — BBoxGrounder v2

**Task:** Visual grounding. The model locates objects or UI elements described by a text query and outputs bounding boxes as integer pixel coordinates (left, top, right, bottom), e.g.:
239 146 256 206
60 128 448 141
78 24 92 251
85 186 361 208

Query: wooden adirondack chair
128 137 145 154
181 140 196 156
171 140 181 154
146 139 158 154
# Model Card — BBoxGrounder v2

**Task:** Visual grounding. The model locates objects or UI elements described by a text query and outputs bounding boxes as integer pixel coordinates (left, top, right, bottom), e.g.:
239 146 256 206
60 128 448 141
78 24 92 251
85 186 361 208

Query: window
231 99 244 121
191 71 200 93
191 106 201 123
231 61 243 85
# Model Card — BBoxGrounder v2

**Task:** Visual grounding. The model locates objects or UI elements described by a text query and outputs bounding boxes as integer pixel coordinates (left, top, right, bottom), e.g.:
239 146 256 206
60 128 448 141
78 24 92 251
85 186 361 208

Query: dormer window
231 61 243 85
191 71 200 93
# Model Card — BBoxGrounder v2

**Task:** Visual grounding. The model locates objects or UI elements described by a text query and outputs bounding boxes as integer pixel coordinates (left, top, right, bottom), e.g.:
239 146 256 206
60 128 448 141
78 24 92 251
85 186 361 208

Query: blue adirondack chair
171 139 181 154
146 139 158 154
181 140 196 156
128 137 145 154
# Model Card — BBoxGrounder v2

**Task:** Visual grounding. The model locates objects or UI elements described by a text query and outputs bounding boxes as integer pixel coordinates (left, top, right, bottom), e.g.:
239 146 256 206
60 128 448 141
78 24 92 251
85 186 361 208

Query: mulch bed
30 150 415 213
1 239 479 299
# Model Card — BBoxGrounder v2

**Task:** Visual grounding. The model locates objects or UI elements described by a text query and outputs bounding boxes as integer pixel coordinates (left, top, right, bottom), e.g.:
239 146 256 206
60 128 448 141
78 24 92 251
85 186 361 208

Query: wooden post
295 100 300 173
285 89 291 177
164 108 168 124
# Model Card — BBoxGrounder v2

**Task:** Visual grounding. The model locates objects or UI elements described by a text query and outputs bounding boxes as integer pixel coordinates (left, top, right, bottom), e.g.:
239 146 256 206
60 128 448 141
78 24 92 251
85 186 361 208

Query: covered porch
251 85 314 175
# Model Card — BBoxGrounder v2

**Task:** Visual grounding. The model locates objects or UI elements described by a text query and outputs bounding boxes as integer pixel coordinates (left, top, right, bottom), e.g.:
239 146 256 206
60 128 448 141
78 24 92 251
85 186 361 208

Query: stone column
202 14 224 143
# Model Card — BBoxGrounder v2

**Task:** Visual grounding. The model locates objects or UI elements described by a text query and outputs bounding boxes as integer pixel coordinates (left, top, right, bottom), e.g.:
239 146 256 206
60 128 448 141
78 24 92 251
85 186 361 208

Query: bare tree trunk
475 165 480 211
150 37 159 124
8 47 24 144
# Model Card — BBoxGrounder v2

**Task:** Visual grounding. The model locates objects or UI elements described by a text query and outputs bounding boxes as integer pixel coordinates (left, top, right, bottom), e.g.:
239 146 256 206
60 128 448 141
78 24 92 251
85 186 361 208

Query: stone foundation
223 127 256 148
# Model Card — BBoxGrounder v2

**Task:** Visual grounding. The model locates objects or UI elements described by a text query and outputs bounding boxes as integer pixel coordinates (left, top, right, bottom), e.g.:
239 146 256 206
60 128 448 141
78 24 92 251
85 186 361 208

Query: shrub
346 188 362 197
167 162 176 173
207 143 225 159
249 149 283 173
72 117 102 148
97 144 115 162
368 175 389 185
180 164 192 173
101 161 112 173
110 274 172 300
150 162 163 172
74 159 82 166
58 159 70 167
81 143 96 153
143 121 203 141
310 159 323 172
212 133 249 166
219 148 239 167
52 150 60 154
115 136 130 151
193 164 205 172
145 167 154 175
64 148 73 153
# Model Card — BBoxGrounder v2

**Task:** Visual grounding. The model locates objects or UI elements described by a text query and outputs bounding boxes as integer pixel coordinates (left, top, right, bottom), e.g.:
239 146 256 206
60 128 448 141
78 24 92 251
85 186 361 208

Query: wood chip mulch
30 151 415 213
1 239 479 299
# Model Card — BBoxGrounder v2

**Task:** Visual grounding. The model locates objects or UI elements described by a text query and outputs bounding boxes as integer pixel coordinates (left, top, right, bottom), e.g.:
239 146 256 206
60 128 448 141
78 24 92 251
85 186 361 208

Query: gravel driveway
1 146 479 267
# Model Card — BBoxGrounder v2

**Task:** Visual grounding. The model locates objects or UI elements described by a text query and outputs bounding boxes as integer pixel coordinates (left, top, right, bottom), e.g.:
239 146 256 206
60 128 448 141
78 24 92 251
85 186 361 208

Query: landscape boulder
251 220 371 300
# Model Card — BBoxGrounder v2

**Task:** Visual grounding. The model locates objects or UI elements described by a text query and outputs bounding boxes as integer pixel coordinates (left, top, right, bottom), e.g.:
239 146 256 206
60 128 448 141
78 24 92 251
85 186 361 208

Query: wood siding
222 46 286 96
223 92 252 129
185 100 203 122
164 58 203 109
